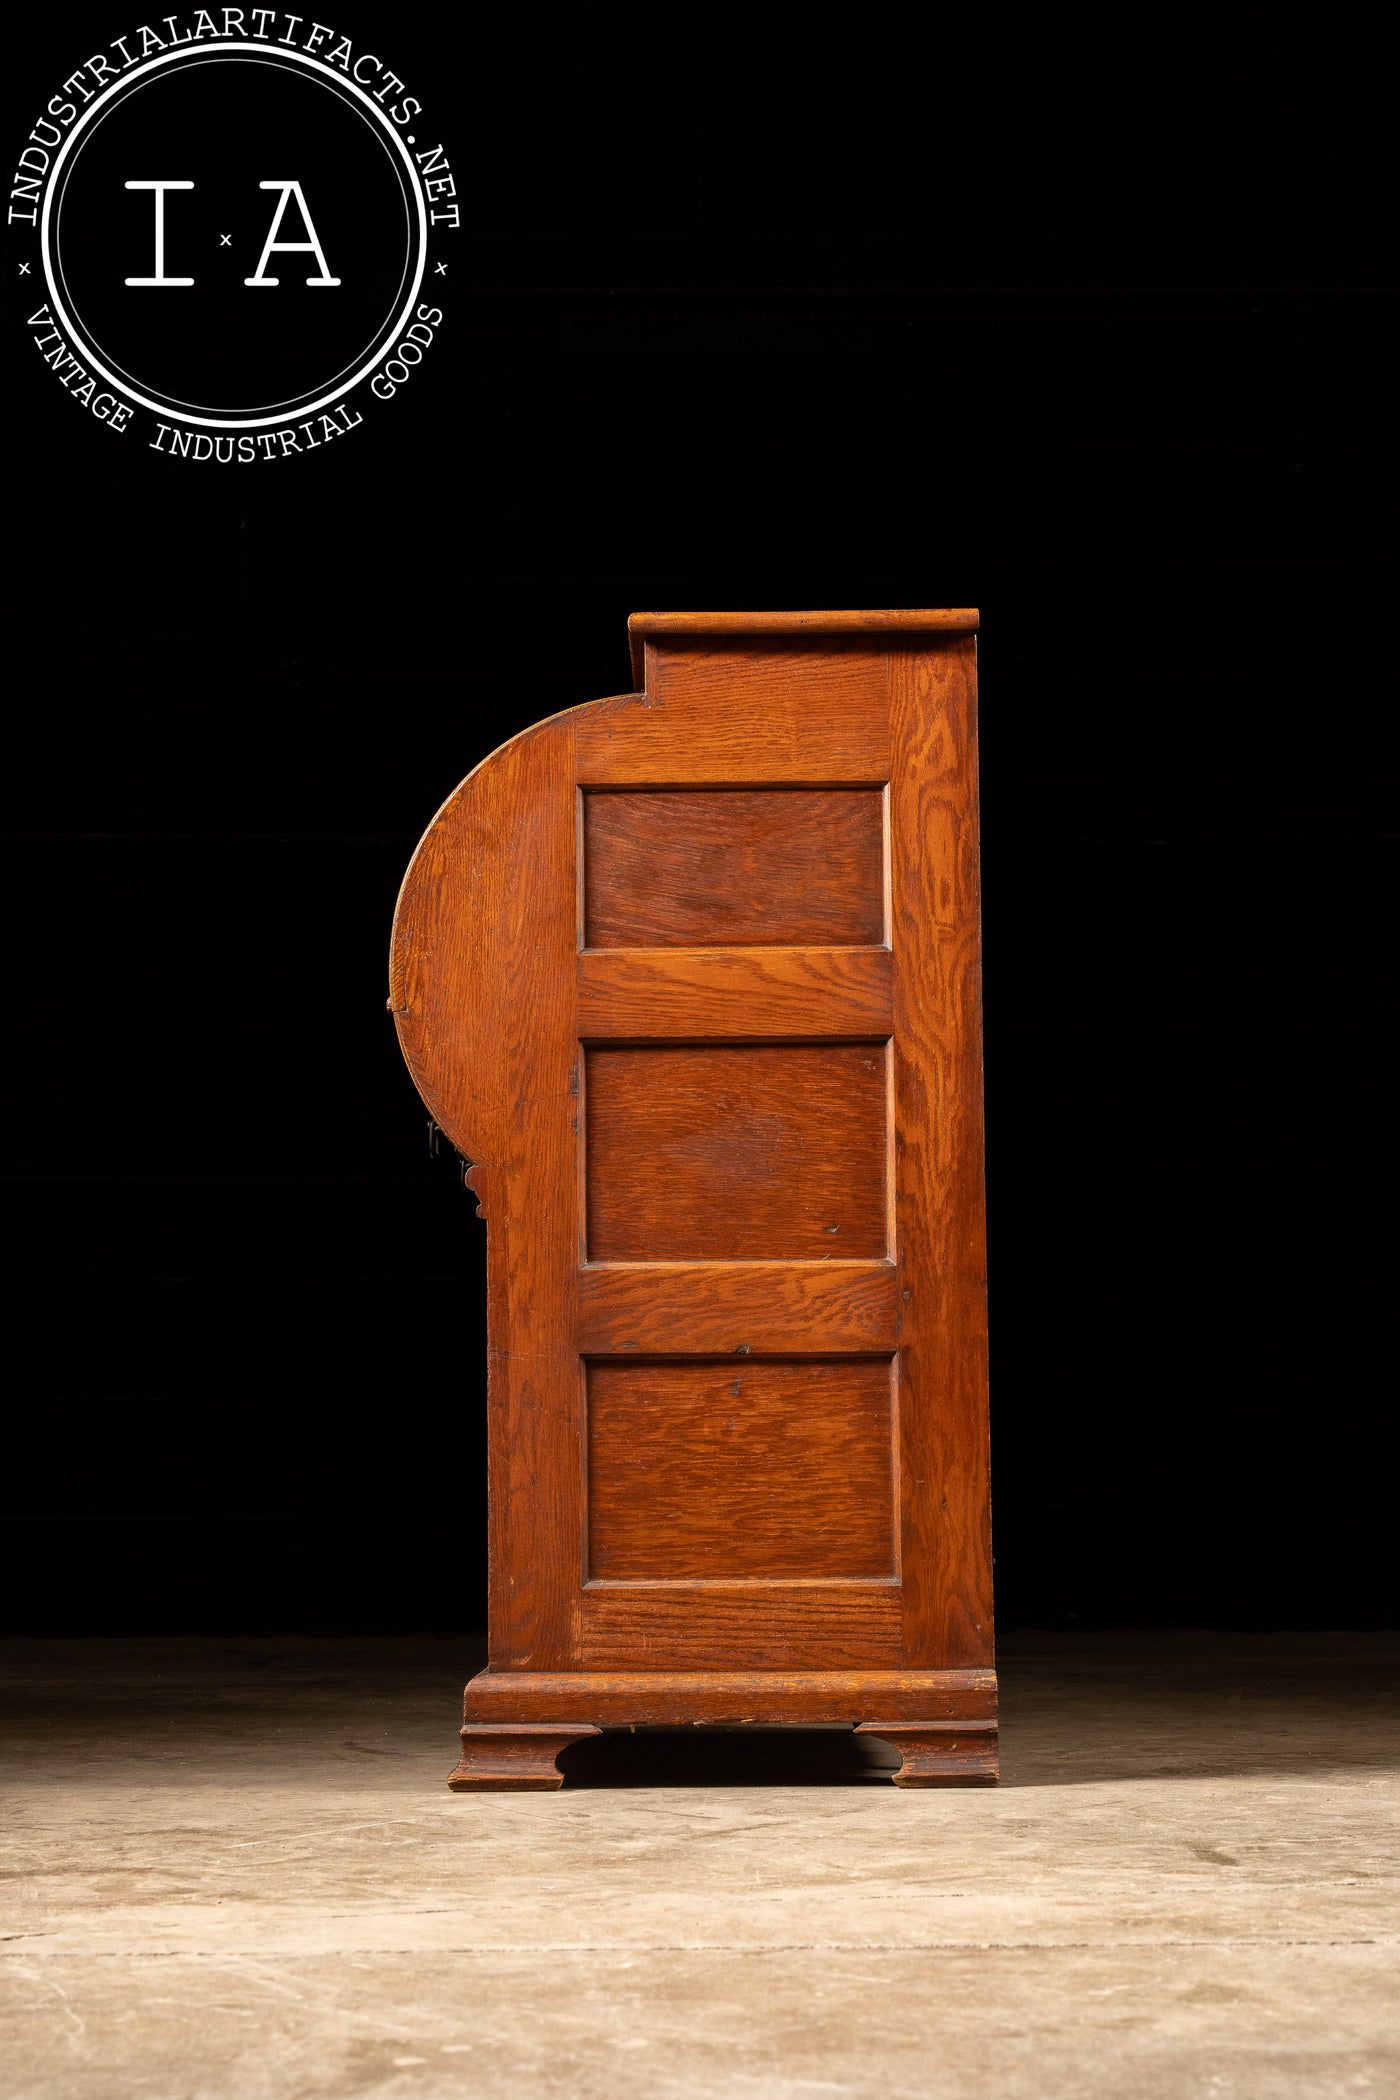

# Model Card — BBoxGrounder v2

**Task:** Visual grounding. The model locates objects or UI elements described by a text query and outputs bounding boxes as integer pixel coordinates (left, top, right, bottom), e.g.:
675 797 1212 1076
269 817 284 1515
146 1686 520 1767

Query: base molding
448 1724 602 1792
463 1666 997 1728
855 1719 999 1786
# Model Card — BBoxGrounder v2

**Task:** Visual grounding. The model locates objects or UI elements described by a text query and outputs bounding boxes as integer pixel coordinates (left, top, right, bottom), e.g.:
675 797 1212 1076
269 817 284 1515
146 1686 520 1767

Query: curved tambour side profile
388 611 996 1789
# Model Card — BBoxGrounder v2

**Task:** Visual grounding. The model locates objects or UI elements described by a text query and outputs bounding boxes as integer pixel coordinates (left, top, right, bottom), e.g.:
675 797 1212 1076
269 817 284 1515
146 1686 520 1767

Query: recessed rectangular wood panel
583 790 885 948
586 1358 895 1580
579 1260 898 1355
577 947 892 1038
585 1043 889 1261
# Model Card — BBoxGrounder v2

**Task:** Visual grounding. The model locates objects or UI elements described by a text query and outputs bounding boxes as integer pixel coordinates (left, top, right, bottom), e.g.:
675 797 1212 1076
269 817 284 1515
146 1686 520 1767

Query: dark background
4 6 1395 1633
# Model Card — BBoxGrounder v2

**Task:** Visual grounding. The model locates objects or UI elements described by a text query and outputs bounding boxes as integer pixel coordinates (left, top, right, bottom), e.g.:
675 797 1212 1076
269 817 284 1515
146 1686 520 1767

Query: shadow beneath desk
559 1725 902 1788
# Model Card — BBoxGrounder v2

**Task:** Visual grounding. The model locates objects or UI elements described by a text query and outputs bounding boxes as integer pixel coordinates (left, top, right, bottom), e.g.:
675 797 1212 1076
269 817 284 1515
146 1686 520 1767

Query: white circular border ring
41 42 429 431
51 52 415 418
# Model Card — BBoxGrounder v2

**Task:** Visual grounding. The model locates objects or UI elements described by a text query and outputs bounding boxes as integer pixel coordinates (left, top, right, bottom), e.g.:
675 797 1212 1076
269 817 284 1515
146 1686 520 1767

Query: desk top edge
627 610 979 689
629 609 979 637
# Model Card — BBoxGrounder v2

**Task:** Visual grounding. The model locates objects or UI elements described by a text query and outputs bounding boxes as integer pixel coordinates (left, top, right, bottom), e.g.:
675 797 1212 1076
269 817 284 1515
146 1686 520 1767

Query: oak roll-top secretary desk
389 611 995 1788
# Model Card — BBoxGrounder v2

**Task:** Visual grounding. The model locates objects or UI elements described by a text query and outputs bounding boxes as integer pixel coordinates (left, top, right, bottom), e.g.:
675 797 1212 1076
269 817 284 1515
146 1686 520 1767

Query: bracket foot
448 1724 602 1791
856 1719 998 1786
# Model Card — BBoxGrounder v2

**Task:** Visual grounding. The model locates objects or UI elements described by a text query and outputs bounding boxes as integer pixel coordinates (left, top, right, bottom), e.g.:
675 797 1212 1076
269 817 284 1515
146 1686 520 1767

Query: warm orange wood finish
854 1719 999 1787
462 1668 996 1724
585 1043 890 1262
447 1723 601 1792
576 1261 898 1356
584 789 885 948
587 1358 895 1580
576 946 893 1039
389 610 995 1789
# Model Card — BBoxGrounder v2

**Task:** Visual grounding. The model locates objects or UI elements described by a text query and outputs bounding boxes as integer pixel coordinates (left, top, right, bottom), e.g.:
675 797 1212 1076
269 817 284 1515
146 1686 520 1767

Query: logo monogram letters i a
124 180 340 287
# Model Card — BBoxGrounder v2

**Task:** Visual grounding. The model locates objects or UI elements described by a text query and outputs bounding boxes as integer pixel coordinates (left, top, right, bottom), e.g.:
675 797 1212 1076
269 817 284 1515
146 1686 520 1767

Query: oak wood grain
586 1042 890 1262
626 609 980 690
890 638 993 1669
389 713 583 1673
390 612 994 1773
475 721 582 1673
586 1357 895 1580
575 1583 905 1670
464 1666 997 1726
578 1260 897 1355
578 645 890 783
448 1724 601 1791
584 788 884 948
854 1719 999 1786
578 946 891 1038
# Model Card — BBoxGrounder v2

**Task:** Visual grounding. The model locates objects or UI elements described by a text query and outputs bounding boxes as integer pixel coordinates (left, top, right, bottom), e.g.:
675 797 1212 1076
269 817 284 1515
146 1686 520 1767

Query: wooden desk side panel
390 623 995 1747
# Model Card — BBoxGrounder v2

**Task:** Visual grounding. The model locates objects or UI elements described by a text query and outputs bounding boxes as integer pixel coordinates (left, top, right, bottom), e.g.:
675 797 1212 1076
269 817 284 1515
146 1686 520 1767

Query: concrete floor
2 1633 1396 2099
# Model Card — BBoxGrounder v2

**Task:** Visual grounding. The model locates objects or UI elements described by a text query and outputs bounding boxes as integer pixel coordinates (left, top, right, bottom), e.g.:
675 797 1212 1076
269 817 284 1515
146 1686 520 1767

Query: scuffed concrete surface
2 1633 1397 2097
